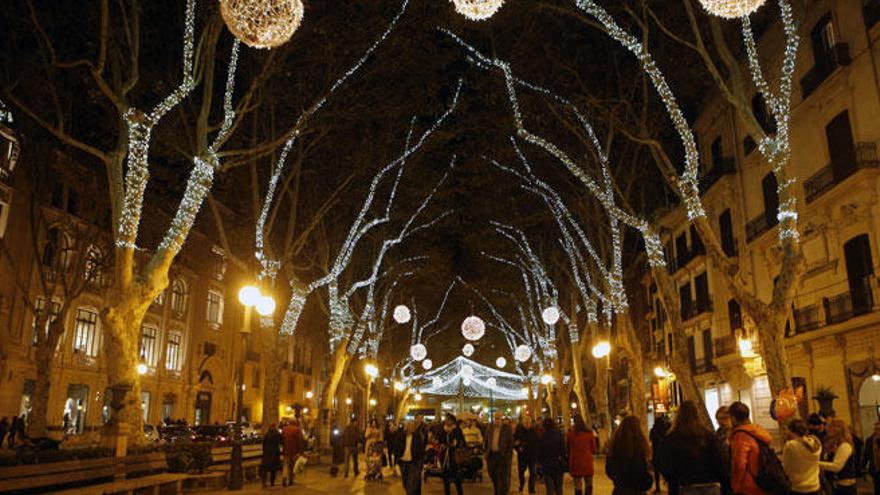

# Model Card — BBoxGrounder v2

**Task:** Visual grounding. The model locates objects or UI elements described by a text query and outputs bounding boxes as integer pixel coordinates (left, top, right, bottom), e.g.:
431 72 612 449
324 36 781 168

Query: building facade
644 0 880 438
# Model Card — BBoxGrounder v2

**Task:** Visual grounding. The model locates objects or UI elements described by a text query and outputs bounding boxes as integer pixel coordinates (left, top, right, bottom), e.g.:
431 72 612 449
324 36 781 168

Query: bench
206 444 263 482
0 451 186 494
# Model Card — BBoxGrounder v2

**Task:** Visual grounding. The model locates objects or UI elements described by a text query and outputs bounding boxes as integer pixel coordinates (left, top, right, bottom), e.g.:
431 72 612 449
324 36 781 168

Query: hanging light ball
697 0 765 19
462 343 475 357
496 357 507 369
422 359 433 370
450 0 505 21
462 364 474 378
542 306 560 325
487 377 497 388
515 344 532 363
393 305 411 324
461 316 486 341
410 343 427 362
220 0 305 49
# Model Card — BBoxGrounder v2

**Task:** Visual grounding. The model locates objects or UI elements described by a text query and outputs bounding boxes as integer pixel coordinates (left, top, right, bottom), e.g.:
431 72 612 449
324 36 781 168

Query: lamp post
230 285 274 491
592 340 612 439
364 363 378 423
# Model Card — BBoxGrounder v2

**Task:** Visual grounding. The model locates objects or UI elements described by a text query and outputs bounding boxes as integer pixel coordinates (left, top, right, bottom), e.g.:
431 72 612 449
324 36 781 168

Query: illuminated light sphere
462 343 475 357
394 381 405 392
433 377 443 388
592 341 611 359
541 374 553 385
364 363 379 378
450 0 505 21
220 0 305 49
238 285 260 306
697 0 765 19
571 402 578 409
462 364 474 378
542 306 560 325
414 393 423 401
514 345 532 363
393 305 411 324
487 377 497 388
461 316 486 341
495 357 507 369
255 295 276 316
306 391 314 399
410 343 428 362
136 363 148 375
422 359 433 370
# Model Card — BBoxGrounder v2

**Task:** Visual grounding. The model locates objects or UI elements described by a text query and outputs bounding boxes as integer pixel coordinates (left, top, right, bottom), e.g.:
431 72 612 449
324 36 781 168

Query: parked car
159 424 196 443
225 421 259 440
194 424 231 444
144 424 161 443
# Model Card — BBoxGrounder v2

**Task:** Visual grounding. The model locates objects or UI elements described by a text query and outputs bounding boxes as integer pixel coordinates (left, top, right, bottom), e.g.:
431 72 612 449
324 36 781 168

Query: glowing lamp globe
238 285 261 306
514 345 532 363
255 295 276 316
433 377 443 388
394 381 405 392
410 343 428 361
451 0 505 21
487 377 497 388
592 341 611 359
462 364 474 378
393 305 411 324
495 357 507 368
461 316 485 341
137 363 148 375
414 393 422 401
422 359 433 370
220 0 305 49
697 0 765 19
542 306 560 325
462 343 475 357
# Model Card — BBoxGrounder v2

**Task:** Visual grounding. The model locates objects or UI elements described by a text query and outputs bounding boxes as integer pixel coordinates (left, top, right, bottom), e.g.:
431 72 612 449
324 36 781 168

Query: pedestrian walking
260 423 282 488
606 415 653 495
343 418 361 478
729 401 774 495
861 421 880 495
781 419 822 495
819 419 858 495
538 418 567 495
395 421 426 495
281 419 306 486
658 401 726 495
0 417 8 448
8 415 24 448
485 411 514 495
330 424 345 477
440 413 466 495
568 414 597 495
386 422 401 474
650 415 671 494
514 415 539 494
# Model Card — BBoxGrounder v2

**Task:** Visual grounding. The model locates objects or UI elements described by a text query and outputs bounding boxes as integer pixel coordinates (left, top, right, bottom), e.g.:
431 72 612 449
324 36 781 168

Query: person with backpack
781 419 822 495
729 401 789 495
658 401 727 495
819 419 858 495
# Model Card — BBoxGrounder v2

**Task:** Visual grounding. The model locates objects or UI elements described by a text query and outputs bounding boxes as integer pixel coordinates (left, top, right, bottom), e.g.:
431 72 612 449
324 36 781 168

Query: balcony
692 357 717 374
714 335 737 357
746 213 778 243
804 142 880 203
700 158 736 194
800 43 851 99
793 304 821 333
823 283 874 325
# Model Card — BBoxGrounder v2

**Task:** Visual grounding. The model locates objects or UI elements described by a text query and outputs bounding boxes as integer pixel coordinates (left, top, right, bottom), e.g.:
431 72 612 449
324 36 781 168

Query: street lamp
229 284 274 491
305 390 314 399
592 340 613 440
364 363 379 422
591 341 611 359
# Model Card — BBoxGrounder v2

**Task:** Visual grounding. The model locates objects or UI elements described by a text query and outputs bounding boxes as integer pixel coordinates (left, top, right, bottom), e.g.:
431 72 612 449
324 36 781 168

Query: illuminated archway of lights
698 0 766 18
415 356 527 400
220 0 304 49
450 0 505 21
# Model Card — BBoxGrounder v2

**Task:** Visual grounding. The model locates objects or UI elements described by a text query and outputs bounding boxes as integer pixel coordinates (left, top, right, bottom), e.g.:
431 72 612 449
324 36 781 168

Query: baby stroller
457 445 483 482
364 441 385 481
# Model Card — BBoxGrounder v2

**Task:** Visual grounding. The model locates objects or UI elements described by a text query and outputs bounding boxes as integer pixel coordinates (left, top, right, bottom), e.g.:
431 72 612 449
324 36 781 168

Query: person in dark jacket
260 423 282 488
440 414 466 495
659 401 727 495
485 411 514 495
395 420 427 495
650 415 671 493
607 415 654 495
342 418 361 478
538 418 567 495
514 415 539 494
330 424 345 476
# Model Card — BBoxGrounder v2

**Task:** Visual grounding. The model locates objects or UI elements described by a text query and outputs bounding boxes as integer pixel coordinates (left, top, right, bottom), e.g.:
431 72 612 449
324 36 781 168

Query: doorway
64 384 89 435
858 376 880 439
195 392 211 426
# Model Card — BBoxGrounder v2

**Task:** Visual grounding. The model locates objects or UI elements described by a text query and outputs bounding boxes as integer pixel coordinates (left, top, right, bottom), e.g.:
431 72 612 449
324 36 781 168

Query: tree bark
260 323 285 426
28 343 54 438
319 343 352 447
570 343 591 423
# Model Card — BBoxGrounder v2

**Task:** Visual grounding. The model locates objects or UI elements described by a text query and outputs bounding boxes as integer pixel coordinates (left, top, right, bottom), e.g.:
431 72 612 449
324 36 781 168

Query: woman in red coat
568 415 597 495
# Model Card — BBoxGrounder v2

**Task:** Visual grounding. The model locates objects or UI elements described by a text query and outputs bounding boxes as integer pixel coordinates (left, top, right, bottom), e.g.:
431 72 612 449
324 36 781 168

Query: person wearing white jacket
781 419 822 495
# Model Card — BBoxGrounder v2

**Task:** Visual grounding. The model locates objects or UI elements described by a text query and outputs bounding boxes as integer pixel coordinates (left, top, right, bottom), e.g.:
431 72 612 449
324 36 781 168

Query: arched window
42 227 73 277
171 278 188 318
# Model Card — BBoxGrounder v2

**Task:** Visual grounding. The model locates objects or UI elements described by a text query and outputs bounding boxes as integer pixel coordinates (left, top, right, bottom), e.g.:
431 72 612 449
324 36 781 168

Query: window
728 299 743 335
762 173 780 227
844 234 874 314
811 14 836 74
253 368 261 389
206 290 224 326
171 279 188 318
825 110 857 182
719 209 737 257
32 297 60 346
211 246 227 281
679 282 693 320
676 233 689 268
695 272 711 313
139 324 158 367
702 329 714 363
42 228 73 275
690 225 705 257
84 245 109 287
72 308 99 357
140 391 151 423
165 331 182 371
154 291 166 306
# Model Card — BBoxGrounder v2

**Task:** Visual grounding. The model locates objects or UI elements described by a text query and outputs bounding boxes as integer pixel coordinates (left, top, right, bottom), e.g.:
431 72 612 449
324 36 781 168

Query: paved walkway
206 458 615 494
